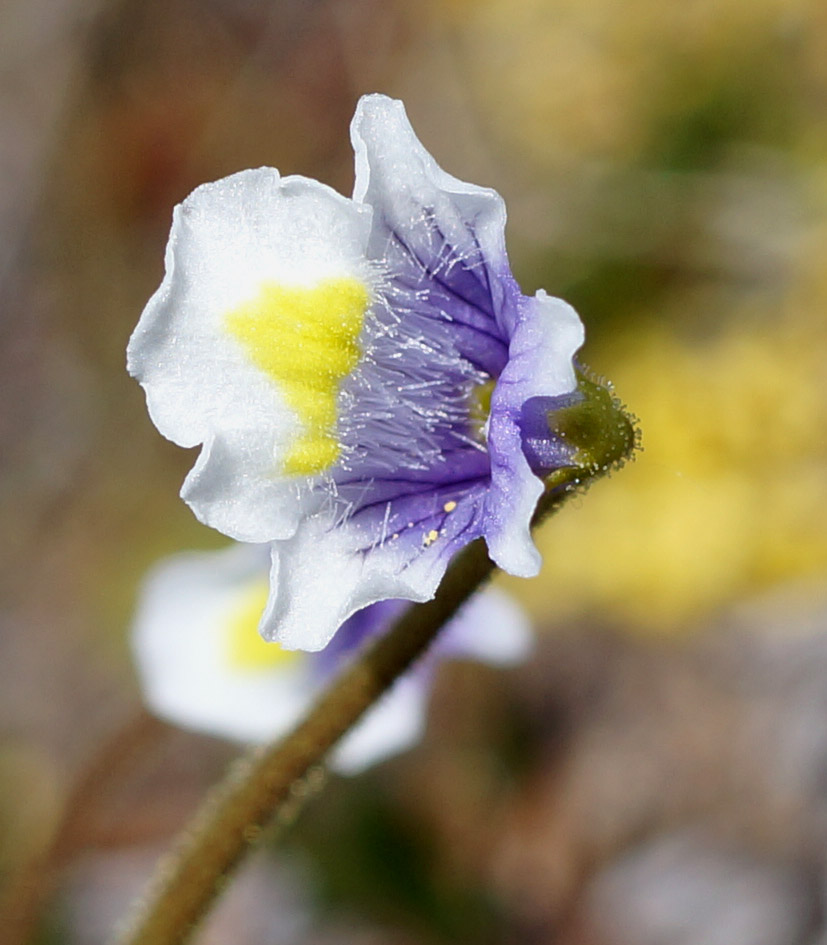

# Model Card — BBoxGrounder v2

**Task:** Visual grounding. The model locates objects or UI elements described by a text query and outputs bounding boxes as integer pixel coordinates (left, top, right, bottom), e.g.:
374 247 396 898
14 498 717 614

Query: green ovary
224 580 300 671
225 277 370 475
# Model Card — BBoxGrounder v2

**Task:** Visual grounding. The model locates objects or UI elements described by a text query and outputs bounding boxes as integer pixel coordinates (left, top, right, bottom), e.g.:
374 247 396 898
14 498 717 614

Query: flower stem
114 380 637 945
113 534 497 945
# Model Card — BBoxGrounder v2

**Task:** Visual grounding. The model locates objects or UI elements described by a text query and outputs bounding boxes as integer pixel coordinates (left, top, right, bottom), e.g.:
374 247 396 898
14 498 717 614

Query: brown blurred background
1 0 827 941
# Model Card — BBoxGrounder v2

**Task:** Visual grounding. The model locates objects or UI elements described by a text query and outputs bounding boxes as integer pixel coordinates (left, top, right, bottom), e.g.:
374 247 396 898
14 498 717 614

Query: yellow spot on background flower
224 580 300 670
226 278 370 475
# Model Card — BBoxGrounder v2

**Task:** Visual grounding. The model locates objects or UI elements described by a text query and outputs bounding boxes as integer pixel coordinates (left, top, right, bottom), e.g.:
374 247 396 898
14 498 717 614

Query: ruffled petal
485 290 584 575
352 93 515 374
128 168 375 542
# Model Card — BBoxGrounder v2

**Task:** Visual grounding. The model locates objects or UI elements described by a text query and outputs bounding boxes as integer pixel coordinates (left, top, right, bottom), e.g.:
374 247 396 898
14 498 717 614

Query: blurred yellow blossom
508 297 827 631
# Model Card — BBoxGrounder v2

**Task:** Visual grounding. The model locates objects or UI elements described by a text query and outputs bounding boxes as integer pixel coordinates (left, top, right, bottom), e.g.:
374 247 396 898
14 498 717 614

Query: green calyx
550 371 639 478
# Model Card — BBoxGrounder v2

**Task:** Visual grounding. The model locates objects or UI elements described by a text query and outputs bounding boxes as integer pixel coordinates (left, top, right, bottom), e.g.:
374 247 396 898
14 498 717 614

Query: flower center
224 579 301 670
469 378 495 440
225 277 370 475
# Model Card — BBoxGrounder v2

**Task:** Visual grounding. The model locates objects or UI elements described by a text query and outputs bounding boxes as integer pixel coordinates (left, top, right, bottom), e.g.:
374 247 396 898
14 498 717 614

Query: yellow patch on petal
225 277 370 475
224 580 300 671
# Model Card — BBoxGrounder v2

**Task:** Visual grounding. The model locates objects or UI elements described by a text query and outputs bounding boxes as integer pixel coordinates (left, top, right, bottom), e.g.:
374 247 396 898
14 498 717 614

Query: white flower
128 93 583 652
131 543 532 773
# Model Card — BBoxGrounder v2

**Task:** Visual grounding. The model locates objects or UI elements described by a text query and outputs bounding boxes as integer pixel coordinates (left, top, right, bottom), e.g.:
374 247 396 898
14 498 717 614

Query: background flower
132 542 531 773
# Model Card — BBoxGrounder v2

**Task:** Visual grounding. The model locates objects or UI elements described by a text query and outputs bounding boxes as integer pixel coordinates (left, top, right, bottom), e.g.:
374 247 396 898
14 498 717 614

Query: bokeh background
2 0 827 941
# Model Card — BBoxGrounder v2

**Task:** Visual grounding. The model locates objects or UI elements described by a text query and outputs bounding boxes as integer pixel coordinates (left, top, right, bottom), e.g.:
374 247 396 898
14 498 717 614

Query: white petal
262 510 451 651
435 586 533 665
133 543 532 772
131 543 313 743
332 675 426 774
351 94 511 307
127 169 375 543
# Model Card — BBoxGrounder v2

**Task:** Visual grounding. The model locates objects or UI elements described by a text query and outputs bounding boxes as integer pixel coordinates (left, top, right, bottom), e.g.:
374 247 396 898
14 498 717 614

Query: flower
131 543 532 773
128 93 584 651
